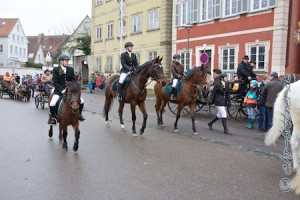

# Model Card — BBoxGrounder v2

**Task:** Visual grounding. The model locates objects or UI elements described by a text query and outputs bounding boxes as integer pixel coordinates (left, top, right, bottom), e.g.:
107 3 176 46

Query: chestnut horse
48 81 81 151
154 66 208 135
103 56 165 136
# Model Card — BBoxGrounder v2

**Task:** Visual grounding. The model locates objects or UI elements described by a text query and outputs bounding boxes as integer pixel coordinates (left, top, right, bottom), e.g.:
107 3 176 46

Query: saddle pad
164 81 183 95
112 78 131 91
49 97 64 117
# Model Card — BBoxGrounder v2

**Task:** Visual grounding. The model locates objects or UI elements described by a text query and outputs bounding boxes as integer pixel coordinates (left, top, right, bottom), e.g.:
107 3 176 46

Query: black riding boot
170 87 176 100
208 116 219 130
50 106 57 125
222 118 232 135
79 103 85 121
117 83 123 101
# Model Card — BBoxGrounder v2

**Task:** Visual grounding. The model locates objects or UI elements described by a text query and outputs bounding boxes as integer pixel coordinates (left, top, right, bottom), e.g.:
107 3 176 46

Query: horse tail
292 171 300 195
264 87 288 146
102 75 119 117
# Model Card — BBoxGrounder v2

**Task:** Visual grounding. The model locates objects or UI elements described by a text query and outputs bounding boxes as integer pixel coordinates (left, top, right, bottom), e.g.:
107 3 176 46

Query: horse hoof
48 131 53 138
62 143 68 150
121 124 125 129
140 129 144 135
174 129 178 133
132 133 138 137
73 144 79 152
193 132 198 135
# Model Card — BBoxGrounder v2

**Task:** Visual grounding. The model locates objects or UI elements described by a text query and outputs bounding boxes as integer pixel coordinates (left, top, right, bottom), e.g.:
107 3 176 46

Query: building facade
91 0 173 76
0 18 28 68
173 0 300 78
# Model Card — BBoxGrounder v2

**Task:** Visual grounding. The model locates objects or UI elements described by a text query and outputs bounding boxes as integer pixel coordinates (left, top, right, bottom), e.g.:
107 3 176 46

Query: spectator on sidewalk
261 72 284 131
89 73 96 92
244 80 259 129
257 75 269 132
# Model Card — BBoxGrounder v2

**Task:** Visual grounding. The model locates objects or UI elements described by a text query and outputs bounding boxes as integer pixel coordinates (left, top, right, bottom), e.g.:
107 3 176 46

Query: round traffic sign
200 52 209 64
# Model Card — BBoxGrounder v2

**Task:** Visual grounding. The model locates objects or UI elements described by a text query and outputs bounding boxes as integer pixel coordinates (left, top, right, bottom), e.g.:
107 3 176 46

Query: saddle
164 81 183 95
112 73 134 92
49 96 64 118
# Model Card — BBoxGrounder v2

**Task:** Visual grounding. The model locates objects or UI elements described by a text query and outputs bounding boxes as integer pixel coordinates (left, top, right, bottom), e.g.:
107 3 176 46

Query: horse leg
118 101 125 129
159 99 168 126
291 127 300 171
48 125 53 138
174 104 183 132
72 123 80 152
190 103 198 135
62 127 68 150
59 124 63 142
130 103 137 136
155 95 162 125
138 102 148 135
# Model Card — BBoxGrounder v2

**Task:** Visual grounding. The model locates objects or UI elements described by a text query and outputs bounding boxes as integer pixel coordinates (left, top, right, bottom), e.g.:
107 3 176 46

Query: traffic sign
200 52 209 64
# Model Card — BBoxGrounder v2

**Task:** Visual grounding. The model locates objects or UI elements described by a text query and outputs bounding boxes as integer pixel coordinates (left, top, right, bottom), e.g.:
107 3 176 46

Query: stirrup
50 118 57 126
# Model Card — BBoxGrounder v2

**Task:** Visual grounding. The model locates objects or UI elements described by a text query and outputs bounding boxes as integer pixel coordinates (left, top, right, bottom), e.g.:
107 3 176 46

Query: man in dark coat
117 41 139 100
261 72 284 131
170 53 184 100
49 54 85 125
237 55 256 92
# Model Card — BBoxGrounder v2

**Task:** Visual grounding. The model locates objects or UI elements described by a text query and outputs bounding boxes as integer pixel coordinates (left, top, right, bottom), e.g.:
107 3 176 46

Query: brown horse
103 56 165 136
154 66 208 135
48 81 81 151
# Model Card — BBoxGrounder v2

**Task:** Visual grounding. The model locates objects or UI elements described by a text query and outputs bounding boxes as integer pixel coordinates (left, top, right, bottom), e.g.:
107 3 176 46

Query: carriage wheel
34 95 39 108
167 102 190 116
41 98 45 110
227 94 248 121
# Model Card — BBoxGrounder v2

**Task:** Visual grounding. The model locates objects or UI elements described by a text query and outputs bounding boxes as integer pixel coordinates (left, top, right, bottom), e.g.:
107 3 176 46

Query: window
200 0 221 22
175 1 189 26
13 34 15 40
10 45 13 53
19 47 22 56
107 23 113 39
221 47 236 71
148 10 159 30
96 26 102 41
15 46 17 54
132 14 142 33
106 56 113 72
179 51 190 71
119 20 126 37
21 37 23 42
95 0 102 6
247 43 268 71
251 0 276 11
23 48 25 56
96 57 102 72
0 44 3 53
148 51 157 61
190 0 199 23
135 52 140 65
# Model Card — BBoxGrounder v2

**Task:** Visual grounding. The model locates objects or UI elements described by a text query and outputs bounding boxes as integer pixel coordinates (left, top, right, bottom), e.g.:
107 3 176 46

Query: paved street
0 92 297 200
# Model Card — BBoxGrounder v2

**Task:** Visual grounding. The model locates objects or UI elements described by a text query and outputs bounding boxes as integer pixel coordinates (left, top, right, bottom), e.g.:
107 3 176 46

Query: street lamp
183 22 193 70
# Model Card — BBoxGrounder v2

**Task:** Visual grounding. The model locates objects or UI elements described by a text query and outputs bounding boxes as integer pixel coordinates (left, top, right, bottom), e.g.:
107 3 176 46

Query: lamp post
183 22 193 70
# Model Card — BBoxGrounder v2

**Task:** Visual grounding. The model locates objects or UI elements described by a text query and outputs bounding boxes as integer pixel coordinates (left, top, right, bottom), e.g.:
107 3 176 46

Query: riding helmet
57 54 70 62
218 73 228 79
173 54 180 59
124 42 134 48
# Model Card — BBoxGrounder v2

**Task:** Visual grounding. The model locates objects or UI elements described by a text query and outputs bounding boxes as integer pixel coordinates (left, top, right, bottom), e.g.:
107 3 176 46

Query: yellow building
91 0 173 76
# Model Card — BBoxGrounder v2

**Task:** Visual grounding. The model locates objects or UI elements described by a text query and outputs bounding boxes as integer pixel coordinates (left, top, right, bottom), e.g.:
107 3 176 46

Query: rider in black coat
49 54 85 125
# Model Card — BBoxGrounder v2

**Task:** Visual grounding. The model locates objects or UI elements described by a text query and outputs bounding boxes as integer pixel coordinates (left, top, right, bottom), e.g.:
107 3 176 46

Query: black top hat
249 60 256 64
242 55 249 60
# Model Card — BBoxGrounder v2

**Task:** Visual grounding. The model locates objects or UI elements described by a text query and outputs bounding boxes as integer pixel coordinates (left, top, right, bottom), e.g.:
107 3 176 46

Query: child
244 80 259 129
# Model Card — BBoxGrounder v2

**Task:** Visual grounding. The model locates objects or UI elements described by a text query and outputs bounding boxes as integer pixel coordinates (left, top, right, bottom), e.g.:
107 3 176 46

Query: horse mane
185 66 203 81
134 60 152 74
68 81 80 93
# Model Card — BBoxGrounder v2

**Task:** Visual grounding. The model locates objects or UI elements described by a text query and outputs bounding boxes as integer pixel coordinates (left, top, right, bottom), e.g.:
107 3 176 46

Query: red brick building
173 0 300 79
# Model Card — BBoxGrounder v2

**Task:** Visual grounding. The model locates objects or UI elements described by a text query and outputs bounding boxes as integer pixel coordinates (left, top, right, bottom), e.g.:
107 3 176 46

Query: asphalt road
0 92 297 200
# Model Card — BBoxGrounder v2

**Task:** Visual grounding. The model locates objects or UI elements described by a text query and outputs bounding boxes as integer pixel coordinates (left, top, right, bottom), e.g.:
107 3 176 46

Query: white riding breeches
172 78 179 87
119 72 130 84
49 94 84 106
216 106 227 118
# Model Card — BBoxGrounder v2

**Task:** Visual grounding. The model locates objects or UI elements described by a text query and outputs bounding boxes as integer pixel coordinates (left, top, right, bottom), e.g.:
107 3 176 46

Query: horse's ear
159 56 163 63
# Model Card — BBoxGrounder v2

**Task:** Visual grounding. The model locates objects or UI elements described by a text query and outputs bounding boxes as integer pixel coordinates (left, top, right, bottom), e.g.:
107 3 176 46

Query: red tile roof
0 18 18 37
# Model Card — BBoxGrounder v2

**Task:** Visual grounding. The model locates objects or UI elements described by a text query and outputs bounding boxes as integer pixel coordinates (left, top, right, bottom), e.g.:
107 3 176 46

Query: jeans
247 107 256 120
266 107 274 130
258 104 268 129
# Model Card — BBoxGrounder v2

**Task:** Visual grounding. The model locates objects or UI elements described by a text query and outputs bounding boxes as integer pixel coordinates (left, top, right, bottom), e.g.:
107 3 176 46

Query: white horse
264 80 300 195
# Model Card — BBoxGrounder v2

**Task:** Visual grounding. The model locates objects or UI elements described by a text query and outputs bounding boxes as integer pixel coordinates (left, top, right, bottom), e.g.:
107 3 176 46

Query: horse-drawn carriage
0 80 16 99
35 82 53 109
14 83 31 101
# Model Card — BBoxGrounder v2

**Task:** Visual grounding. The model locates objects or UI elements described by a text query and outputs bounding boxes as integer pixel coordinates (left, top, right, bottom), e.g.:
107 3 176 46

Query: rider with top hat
49 54 85 125
117 41 139 101
170 53 184 100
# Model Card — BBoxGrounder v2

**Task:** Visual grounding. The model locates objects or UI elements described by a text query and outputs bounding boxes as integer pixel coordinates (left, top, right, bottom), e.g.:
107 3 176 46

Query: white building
0 18 28 68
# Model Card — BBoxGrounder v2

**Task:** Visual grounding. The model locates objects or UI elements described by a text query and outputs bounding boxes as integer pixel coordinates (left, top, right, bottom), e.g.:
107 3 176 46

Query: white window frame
200 0 221 22
148 9 159 30
96 57 101 72
132 14 142 33
219 45 238 72
246 41 270 71
135 52 140 65
10 45 13 54
106 56 113 72
178 51 192 71
15 46 17 54
95 0 102 6
106 23 113 39
96 26 102 41
148 51 157 61
250 0 275 12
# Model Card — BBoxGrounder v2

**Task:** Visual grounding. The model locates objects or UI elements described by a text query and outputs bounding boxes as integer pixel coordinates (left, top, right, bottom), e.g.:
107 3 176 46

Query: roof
0 18 18 37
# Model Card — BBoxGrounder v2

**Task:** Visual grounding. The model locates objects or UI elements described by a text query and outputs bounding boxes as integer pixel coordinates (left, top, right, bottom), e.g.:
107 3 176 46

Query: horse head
65 81 81 113
148 56 165 81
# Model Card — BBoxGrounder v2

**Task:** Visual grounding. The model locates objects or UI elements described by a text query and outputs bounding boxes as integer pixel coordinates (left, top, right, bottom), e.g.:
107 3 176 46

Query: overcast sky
0 0 91 36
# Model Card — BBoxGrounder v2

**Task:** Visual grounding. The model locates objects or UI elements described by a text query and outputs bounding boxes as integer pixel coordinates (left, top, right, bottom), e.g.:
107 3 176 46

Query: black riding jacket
52 65 75 95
